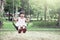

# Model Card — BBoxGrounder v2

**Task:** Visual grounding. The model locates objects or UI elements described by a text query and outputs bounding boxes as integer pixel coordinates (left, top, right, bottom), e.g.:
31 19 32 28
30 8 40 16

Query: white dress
15 17 27 27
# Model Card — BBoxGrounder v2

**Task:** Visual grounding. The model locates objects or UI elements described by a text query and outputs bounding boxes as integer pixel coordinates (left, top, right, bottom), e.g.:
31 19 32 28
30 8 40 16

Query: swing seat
13 22 18 30
13 22 27 33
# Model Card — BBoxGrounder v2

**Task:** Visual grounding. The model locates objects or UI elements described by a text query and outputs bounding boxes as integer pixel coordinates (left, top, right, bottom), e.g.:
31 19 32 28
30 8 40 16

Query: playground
0 21 60 40
0 31 60 40
0 0 60 40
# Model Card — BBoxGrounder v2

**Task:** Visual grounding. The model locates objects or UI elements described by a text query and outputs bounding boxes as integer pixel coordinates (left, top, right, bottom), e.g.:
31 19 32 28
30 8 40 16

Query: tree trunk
57 8 60 27
16 6 18 13
44 5 47 21
0 0 5 28
59 14 60 26
8 12 10 21
0 0 1 13
37 13 39 20
15 6 18 17
58 13 60 27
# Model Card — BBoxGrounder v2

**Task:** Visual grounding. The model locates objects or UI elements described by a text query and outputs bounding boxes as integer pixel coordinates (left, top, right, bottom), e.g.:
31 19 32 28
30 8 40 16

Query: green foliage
29 0 60 20
3 21 15 30
2 21 60 31
2 0 60 28
0 12 3 28
4 0 13 13
20 0 30 15
14 0 21 7
32 21 57 28
0 12 3 21
4 0 21 13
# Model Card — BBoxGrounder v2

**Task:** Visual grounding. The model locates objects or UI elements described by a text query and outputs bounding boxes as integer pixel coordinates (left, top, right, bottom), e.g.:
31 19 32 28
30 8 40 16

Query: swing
12 14 30 32
12 16 29 31
12 0 29 33
12 10 26 30
12 17 27 33
12 22 18 30
12 15 29 33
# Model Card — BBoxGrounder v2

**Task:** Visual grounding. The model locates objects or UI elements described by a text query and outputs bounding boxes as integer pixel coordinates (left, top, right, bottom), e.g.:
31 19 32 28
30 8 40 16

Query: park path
0 31 60 40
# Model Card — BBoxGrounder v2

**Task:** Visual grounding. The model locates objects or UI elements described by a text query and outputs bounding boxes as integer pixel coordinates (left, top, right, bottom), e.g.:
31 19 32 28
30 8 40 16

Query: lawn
0 21 60 31
0 21 60 40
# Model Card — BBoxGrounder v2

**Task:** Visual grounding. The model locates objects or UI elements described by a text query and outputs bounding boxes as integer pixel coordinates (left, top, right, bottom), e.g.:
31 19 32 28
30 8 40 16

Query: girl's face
20 14 25 18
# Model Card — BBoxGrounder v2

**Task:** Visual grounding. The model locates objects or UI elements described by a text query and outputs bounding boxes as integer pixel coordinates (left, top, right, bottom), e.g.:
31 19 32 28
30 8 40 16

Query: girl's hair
19 11 25 16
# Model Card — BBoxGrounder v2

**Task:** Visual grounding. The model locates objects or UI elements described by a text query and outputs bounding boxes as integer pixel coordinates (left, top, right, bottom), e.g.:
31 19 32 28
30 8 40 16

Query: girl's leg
22 26 27 33
18 27 22 33
18 29 21 33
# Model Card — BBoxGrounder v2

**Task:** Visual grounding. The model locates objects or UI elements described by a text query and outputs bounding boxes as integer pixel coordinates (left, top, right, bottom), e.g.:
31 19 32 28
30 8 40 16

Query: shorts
18 26 27 33
18 25 26 29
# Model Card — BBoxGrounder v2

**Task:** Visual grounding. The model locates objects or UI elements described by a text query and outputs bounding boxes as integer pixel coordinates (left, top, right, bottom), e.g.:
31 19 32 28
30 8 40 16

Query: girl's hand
26 18 30 22
13 17 18 22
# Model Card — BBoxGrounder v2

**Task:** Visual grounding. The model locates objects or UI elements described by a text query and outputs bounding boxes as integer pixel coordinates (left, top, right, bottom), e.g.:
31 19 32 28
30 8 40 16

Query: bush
0 21 3 28
32 21 57 28
0 17 3 28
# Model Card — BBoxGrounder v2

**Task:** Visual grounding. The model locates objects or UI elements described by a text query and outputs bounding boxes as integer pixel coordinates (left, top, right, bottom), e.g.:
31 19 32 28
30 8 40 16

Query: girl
13 11 29 33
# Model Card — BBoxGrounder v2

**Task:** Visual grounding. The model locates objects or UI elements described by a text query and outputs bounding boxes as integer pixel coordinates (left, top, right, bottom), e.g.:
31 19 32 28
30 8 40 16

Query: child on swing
14 11 29 33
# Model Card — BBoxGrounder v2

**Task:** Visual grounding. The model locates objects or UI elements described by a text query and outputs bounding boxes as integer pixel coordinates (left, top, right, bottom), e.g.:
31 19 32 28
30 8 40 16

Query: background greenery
0 0 60 30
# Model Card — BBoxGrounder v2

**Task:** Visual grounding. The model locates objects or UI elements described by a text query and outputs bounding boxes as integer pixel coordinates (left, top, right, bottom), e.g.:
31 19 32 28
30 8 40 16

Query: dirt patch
0 31 60 40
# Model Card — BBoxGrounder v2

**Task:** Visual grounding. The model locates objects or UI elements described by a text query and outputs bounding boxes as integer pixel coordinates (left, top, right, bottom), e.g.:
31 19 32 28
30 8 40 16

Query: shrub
32 21 57 28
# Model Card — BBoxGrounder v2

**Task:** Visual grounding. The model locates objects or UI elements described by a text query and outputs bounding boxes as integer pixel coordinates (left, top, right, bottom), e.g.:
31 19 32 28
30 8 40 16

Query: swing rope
12 0 18 30
12 0 30 30
12 22 18 30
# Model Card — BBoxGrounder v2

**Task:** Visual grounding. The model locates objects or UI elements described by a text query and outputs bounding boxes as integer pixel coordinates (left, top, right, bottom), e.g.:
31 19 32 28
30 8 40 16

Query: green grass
2 21 15 30
0 21 60 38
1 21 60 31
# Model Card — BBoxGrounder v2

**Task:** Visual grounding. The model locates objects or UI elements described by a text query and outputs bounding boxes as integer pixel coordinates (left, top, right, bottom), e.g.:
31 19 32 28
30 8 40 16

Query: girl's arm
13 17 18 22
25 18 30 23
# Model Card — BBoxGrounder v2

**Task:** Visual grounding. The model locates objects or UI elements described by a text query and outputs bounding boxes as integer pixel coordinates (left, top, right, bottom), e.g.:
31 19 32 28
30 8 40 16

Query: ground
0 31 60 40
0 21 60 40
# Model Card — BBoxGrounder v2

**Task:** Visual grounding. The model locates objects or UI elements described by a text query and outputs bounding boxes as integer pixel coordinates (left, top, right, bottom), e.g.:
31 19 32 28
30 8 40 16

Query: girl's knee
18 26 27 33
23 28 26 33
18 29 21 33
18 27 22 33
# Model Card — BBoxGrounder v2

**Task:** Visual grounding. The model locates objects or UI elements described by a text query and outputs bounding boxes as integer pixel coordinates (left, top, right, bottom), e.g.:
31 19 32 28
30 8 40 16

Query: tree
14 0 21 13
4 0 21 21
44 3 47 21
57 8 60 27
0 0 5 28
20 0 30 15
